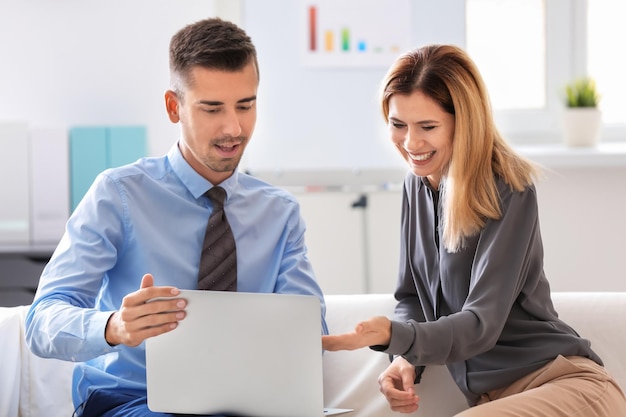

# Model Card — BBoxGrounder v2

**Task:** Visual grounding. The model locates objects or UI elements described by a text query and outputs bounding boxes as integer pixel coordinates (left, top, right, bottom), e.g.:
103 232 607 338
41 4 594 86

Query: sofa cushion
322 294 468 416
2 292 624 417
322 292 626 416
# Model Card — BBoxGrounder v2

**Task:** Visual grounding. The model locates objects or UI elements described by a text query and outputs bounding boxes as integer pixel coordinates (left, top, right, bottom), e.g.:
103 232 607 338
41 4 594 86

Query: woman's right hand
322 316 392 351
378 356 420 413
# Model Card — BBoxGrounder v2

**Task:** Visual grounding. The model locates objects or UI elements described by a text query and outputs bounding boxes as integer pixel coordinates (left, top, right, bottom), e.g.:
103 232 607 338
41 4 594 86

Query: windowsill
251 141 626 191
514 141 626 168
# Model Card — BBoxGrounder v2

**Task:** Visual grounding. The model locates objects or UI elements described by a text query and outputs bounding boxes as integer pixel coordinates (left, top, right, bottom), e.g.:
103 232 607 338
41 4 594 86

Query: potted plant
562 77 602 147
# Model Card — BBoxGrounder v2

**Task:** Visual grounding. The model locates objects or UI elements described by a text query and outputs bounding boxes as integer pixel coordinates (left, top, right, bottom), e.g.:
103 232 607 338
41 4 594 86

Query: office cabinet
294 189 402 295
296 191 366 294
364 190 402 294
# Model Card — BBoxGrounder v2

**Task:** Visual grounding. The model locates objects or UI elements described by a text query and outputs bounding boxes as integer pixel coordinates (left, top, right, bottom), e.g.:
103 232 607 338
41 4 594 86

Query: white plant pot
562 108 602 147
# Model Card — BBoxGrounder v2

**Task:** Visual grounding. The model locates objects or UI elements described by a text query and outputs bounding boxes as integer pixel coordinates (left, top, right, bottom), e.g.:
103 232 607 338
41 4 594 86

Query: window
466 0 545 110
588 0 626 126
465 0 624 142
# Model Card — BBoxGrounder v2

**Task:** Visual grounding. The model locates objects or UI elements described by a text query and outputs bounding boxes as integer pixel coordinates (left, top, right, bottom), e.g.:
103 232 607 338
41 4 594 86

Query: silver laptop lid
145 290 325 417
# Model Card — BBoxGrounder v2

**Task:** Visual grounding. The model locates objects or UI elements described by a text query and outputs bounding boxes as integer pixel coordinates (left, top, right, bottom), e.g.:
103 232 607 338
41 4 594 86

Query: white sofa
1 292 625 417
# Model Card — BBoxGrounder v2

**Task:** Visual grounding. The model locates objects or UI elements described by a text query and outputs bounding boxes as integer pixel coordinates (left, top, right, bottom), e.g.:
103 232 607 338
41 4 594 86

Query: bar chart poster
301 0 411 67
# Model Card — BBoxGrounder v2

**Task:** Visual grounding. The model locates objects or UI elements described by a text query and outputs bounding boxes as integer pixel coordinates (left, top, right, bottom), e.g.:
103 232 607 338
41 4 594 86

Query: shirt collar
420 176 440 194
167 142 240 201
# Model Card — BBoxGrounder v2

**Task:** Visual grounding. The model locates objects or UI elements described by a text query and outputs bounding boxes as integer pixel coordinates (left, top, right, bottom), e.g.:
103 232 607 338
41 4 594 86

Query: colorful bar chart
302 0 411 67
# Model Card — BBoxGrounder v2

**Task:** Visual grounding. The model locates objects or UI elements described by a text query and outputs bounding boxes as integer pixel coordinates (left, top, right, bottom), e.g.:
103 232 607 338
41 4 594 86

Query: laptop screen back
145 290 324 417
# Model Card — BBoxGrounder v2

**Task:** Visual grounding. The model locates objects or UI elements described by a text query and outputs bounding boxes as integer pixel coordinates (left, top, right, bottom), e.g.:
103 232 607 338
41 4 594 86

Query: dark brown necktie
197 186 237 291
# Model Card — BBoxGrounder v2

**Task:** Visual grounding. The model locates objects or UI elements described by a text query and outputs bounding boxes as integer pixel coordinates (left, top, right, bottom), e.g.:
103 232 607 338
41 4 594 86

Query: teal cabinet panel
107 126 147 168
69 126 147 212
69 127 107 211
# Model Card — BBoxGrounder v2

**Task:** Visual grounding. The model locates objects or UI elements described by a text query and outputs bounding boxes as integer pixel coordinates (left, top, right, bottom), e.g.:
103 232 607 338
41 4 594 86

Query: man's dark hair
169 17 259 95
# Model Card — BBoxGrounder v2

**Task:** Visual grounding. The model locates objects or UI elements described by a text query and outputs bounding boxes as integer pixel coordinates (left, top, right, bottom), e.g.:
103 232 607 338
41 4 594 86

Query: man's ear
165 90 180 123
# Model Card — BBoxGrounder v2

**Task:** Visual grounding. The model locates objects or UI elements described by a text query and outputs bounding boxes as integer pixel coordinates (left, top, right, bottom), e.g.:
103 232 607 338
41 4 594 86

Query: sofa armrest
0 305 75 417
0 306 23 416
552 292 626 390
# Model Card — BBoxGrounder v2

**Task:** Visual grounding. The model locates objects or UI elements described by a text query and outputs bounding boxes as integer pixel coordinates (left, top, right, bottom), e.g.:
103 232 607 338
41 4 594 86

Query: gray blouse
379 173 602 406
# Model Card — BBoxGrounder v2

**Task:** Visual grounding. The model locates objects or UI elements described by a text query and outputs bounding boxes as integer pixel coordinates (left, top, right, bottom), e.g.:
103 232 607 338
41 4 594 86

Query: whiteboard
241 0 466 176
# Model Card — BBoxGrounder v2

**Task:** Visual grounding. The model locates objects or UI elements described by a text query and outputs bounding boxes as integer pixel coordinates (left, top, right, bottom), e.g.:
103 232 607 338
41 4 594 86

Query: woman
322 44 626 416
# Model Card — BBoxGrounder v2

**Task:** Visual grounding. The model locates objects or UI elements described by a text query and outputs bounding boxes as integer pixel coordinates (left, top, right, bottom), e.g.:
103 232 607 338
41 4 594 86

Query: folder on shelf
69 126 147 211
107 126 147 167
0 122 30 245
69 127 108 211
30 127 70 245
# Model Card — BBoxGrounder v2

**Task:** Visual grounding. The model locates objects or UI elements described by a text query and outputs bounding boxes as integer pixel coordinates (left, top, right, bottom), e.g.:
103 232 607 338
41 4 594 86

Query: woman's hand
322 316 392 351
378 356 420 413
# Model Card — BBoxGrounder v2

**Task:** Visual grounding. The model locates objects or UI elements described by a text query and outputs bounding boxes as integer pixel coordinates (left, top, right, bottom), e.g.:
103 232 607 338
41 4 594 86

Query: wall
0 0 221 157
0 0 466 169
536 166 626 291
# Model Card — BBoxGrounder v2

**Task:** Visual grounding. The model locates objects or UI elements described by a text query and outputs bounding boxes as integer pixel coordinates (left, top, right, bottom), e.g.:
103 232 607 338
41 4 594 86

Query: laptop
145 290 352 417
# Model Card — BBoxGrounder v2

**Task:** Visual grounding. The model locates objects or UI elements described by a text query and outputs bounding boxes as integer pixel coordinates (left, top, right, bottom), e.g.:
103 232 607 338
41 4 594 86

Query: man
25 17 327 417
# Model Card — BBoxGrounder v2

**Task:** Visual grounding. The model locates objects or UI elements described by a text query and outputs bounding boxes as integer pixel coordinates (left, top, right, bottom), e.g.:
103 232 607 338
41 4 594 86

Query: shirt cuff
85 310 118 356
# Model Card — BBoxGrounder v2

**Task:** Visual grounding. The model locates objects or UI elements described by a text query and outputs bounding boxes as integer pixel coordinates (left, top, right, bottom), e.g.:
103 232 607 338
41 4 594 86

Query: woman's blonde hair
380 44 539 252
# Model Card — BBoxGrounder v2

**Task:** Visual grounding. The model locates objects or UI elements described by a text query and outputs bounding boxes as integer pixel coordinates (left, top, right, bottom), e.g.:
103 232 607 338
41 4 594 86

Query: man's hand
322 316 392 351
378 356 420 413
105 274 186 347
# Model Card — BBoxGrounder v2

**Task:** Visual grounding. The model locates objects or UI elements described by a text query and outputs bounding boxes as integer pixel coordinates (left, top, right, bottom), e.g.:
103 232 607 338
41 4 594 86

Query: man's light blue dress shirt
25 144 328 408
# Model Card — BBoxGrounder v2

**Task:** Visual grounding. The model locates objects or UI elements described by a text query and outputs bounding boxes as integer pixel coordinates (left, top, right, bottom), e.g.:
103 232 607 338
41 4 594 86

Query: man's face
166 61 258 185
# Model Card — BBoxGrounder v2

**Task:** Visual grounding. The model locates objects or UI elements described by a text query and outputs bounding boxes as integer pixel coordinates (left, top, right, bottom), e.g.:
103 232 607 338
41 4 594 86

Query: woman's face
387 90 455 190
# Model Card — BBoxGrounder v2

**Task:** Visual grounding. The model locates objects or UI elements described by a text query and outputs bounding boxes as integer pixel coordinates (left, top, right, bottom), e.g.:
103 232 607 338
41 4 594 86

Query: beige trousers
455 356 626 417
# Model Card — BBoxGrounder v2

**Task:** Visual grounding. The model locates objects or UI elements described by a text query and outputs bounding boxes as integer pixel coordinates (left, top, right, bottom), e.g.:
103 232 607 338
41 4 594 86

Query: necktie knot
207 186 227 207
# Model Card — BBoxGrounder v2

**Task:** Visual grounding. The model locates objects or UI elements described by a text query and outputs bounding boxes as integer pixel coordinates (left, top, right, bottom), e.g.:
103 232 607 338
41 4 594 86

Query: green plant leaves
565 77 600 107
